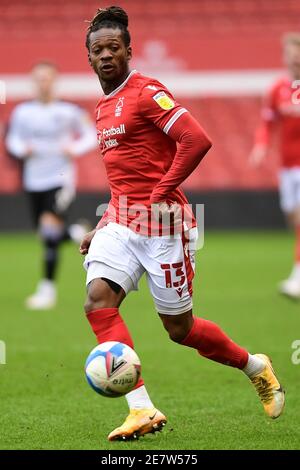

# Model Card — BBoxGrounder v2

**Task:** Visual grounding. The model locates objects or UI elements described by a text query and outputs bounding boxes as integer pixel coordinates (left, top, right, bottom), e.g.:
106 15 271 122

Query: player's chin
99 67 117 81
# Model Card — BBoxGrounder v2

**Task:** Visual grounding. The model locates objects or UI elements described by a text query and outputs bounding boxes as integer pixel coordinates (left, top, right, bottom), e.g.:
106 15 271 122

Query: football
85 341 141 398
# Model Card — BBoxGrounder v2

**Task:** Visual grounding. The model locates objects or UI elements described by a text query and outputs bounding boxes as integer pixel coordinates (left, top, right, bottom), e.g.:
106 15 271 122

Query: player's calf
159 309 194 343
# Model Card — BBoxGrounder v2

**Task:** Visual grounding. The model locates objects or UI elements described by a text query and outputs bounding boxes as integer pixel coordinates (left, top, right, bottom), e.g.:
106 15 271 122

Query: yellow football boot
108 408 167 441
250 354 285 419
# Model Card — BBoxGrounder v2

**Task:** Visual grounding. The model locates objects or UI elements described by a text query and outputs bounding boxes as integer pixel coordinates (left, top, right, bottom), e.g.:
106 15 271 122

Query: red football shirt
95 70 195 234
260 76 300 168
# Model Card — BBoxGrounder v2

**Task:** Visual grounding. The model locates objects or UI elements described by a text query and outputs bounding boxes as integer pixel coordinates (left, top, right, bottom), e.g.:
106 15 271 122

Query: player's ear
88 52 92 66
127 46 132 61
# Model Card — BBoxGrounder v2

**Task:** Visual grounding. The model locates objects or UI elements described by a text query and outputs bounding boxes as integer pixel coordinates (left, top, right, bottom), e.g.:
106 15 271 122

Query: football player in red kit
250 33 300 299
81 6 285 441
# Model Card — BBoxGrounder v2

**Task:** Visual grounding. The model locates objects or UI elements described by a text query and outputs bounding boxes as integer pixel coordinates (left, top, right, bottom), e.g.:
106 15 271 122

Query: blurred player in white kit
6 61 97 309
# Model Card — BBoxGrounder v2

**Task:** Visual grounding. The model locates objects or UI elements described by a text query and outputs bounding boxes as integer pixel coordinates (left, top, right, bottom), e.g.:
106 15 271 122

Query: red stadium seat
0 0 296 193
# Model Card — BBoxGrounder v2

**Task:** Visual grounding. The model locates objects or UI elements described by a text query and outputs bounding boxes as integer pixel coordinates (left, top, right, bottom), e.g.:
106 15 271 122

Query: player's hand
152 201 182 228
23 145 33 159
55 186 75 213
79 229 97 255
249 145 267 167
63 146 76 159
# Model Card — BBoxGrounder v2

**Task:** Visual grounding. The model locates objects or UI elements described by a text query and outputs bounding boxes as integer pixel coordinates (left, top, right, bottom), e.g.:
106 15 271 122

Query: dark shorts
27 187 74 226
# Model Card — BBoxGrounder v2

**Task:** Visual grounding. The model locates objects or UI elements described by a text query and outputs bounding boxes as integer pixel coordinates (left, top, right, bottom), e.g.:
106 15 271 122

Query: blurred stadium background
1 0 300 230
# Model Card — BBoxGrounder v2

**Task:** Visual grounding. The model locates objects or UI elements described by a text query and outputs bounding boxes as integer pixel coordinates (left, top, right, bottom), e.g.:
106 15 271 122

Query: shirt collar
104 70 137 99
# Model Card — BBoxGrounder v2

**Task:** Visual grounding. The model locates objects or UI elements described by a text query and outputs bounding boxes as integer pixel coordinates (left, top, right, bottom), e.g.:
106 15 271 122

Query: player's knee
167 326 188 343
160 311 193 343
40 223 64 246
84 279 120 313
162 320 190 343
84 292 108 312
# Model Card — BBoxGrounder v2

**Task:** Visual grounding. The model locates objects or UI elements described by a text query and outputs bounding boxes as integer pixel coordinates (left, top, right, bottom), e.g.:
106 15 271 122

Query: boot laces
252 376 273 404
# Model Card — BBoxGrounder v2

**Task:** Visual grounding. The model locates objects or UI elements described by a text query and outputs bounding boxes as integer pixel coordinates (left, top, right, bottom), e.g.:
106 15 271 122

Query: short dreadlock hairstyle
86 6 131 50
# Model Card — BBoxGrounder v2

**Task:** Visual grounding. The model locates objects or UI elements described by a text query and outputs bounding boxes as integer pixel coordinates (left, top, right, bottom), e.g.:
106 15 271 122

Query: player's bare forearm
255 119 274 147
249 119 274 167
249 143 268 167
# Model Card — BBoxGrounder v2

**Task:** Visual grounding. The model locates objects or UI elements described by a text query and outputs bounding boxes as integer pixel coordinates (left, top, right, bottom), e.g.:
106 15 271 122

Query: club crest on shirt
153 91 175 110
115 97 124 117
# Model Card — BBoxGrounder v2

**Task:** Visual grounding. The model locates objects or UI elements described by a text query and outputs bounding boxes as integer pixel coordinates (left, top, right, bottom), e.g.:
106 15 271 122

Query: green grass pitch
0 230 299 450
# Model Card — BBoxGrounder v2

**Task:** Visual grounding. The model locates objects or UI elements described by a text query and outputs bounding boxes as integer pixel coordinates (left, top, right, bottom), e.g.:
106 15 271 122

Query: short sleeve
138 81 187 134
5 104 29 158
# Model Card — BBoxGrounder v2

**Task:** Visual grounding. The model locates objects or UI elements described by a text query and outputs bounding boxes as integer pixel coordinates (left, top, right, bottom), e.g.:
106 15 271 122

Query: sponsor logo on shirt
115 97 124 117
98 124 126 149
102 124 126 137
153 91 175 110
104 138 119 149
146 85 158 91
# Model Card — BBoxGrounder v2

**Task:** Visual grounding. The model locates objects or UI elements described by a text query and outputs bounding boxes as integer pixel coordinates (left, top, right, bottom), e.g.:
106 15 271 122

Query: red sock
295 227 300 262
86 307 144 388
181 316 248 369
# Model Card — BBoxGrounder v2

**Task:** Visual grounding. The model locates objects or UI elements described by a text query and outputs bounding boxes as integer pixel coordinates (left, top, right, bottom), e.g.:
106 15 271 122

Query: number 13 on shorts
161 262 186 296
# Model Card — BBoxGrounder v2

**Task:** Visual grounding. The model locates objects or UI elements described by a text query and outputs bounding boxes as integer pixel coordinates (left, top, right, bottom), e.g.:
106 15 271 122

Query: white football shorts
84 222 198 315
279 168 300 213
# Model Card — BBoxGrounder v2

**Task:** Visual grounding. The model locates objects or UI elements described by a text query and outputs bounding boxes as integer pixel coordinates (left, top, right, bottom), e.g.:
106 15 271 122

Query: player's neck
287 69 300 82
100 69 131 95
37 93 55 104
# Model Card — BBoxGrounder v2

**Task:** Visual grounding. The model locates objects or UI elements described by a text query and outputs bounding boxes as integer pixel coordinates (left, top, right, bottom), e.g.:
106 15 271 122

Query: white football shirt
6 100 97 191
